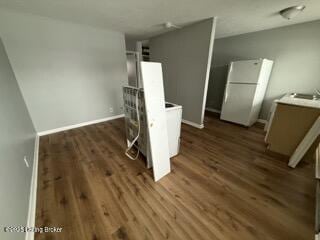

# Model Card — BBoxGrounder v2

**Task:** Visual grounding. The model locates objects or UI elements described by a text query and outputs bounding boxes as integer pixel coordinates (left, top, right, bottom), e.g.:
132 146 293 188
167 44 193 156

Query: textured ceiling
0 0 319 39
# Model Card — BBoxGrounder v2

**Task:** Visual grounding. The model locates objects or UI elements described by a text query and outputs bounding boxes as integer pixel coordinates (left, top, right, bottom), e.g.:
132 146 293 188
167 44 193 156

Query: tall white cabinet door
220 83 257 126
141 62 171 181
228 60 262 84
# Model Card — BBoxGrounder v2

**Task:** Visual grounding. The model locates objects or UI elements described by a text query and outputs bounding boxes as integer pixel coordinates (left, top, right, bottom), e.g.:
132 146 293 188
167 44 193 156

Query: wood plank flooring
35 113 315 240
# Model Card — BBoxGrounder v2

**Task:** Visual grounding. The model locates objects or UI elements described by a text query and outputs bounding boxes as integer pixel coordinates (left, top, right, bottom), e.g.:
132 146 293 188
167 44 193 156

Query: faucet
316 89 320 96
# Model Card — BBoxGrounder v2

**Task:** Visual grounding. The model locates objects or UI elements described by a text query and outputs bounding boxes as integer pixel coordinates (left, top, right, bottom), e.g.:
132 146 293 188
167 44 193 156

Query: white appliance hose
125 88 141 160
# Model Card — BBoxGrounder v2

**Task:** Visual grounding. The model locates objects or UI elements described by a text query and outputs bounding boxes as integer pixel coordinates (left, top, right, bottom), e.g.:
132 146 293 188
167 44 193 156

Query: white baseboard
182 119 204 129
205 107 221 114
25 134 40 240
37 114 125 136
257 119 268 125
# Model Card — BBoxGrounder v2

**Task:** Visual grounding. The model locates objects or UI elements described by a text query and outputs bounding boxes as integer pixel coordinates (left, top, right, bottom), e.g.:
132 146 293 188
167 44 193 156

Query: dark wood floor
35 113 315 240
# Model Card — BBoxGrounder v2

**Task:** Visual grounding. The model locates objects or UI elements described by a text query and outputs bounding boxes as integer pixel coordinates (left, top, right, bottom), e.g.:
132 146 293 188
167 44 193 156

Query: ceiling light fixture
279 5 306 20
164 22 181 29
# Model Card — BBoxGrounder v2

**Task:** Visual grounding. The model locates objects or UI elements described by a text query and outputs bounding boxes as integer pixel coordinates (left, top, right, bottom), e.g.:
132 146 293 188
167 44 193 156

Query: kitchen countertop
276 94 320 109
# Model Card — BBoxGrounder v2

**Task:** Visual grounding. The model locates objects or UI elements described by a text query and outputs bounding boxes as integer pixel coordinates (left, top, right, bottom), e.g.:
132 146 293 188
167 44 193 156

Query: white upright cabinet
220 59 273 126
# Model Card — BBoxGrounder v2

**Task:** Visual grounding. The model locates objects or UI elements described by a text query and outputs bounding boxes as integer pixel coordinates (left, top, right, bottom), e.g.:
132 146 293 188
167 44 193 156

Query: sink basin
290 93 320 100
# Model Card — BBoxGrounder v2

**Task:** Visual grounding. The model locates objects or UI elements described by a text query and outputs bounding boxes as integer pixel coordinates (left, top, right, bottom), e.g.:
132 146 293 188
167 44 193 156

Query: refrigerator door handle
229 63 233 74
224 85 228 103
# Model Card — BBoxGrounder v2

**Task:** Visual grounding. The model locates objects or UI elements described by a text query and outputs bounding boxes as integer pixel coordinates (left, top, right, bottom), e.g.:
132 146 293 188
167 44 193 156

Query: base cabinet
265 103 320 156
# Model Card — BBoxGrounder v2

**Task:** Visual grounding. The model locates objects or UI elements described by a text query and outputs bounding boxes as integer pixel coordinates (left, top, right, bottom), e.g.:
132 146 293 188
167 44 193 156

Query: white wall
208 20 320 119
0 37 36 240
0 9 128 132
150 18 216 127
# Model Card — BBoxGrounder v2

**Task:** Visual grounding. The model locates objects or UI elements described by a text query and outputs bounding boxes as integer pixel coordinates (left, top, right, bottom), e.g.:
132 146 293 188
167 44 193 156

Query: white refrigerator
220 59 273 126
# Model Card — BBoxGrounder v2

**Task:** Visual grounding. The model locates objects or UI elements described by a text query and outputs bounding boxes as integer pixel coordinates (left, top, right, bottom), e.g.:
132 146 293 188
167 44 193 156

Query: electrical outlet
109 107 114 113
24 156 30 168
